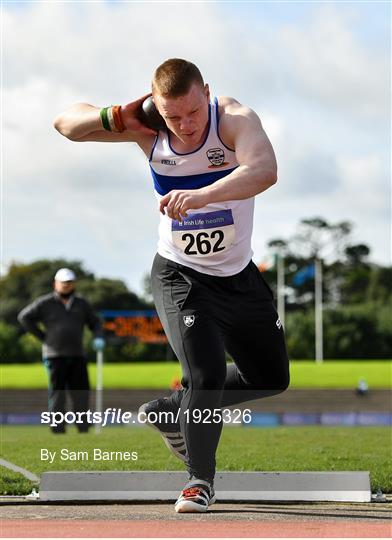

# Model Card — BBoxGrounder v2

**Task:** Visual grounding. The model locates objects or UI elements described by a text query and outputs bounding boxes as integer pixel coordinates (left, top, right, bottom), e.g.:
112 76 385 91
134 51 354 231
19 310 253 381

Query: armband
112 105 126 132
100 107 111 131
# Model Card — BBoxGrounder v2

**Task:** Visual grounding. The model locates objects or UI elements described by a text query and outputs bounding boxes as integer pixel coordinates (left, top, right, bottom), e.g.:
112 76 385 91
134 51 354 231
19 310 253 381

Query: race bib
172 210 235 257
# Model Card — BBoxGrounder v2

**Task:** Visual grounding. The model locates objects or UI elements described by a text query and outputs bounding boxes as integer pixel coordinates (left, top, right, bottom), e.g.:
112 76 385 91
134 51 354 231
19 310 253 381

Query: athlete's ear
204 84 210 101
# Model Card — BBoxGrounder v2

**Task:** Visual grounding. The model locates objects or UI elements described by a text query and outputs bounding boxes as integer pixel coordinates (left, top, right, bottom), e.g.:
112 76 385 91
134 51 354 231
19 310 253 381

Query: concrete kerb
39 471 372 502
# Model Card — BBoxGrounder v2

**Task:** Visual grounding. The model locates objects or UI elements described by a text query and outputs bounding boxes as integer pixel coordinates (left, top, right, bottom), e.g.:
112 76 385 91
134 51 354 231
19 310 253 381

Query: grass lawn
1 361 391 389
1 425 390 495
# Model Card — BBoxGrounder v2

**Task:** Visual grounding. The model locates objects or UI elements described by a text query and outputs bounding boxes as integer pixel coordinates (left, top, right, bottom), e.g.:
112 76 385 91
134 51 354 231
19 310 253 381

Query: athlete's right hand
120 94 158 136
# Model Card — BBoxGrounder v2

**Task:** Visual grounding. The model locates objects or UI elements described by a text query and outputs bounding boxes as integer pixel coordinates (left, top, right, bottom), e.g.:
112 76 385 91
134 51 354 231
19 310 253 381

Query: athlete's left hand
159 189 209 221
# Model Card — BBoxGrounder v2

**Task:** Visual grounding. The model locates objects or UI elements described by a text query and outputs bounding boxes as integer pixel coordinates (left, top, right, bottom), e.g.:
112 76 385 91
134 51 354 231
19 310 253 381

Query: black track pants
44 356 90 433
151 253 290 482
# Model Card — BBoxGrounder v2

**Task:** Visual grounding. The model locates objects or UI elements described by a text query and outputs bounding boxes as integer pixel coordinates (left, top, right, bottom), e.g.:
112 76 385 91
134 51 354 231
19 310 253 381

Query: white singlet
149 97 255 277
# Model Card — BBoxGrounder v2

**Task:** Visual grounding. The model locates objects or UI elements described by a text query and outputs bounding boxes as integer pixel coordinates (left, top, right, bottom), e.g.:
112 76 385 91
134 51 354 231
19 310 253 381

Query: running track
1 502 391 538
2 519 392 537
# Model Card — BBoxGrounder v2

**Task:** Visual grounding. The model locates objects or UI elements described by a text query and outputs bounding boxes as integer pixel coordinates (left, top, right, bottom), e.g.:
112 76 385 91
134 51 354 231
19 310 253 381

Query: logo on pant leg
183 315 195 327
276 318 282 329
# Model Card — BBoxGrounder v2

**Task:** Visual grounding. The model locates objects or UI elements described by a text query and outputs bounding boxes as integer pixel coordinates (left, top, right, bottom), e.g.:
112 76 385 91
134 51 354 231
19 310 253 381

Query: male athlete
54 58 290 513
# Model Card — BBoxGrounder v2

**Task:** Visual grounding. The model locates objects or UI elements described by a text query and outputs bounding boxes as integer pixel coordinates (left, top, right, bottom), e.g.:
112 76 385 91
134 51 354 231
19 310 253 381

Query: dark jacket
17 292 103 358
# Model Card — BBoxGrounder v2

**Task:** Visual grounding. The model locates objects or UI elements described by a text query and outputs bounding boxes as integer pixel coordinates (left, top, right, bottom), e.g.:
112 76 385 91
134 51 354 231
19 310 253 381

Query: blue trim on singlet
167 103 212 156
149 133 159 162
150 166 238 196
214 97 236 152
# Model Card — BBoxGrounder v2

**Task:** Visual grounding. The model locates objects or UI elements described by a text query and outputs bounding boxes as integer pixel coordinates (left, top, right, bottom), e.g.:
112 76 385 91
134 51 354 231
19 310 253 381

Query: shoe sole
175 494 217 513
138 402 187 462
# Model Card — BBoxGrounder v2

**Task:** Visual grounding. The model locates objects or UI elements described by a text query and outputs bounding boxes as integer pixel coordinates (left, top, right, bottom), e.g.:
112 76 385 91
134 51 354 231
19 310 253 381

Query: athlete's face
154 83 210 146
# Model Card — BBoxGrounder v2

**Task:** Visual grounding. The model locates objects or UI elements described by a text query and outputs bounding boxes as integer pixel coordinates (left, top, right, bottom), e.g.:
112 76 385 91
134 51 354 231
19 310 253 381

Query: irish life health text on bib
172 210 235 257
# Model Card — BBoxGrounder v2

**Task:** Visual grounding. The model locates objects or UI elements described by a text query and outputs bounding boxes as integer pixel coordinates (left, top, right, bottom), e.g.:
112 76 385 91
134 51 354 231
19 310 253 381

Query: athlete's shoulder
216 96 258 118
216 97 262 149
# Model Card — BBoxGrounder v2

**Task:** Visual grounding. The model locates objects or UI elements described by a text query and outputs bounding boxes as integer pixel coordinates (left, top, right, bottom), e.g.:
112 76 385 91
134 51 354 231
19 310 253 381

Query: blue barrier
282 413 320 425
247 413 280 427
1 412 391 426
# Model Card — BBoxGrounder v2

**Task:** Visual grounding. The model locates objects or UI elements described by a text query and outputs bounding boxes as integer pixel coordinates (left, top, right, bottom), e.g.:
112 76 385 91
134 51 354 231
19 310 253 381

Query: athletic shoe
138 398 187 462
175 478 216 513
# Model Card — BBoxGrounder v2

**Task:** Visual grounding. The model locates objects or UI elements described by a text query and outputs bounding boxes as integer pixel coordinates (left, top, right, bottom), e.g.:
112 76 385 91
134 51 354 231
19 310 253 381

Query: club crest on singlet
172 210 235 258
206 148 228 168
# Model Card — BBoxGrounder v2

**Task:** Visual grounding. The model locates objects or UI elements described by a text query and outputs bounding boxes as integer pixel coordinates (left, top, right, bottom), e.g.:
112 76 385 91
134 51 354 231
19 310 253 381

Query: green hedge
285 303 392 359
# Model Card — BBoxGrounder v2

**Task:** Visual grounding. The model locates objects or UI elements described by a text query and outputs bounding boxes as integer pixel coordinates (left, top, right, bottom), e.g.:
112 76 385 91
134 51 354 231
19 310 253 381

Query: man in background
18 268 105 433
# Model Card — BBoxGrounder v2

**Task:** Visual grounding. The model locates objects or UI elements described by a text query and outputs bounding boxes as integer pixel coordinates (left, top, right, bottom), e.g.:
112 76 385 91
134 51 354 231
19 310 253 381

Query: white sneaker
175 478 216 513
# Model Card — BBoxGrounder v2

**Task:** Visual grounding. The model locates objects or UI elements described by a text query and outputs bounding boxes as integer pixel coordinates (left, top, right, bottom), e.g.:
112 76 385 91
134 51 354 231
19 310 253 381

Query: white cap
54 268 76 282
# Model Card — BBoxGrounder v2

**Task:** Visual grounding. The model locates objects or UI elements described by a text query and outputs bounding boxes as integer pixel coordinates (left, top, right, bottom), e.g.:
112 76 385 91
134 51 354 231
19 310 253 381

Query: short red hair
152 58 204 97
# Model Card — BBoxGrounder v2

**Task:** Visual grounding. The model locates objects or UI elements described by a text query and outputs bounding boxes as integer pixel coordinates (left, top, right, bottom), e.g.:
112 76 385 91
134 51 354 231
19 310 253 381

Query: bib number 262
183 230 225 255
171 209 235 257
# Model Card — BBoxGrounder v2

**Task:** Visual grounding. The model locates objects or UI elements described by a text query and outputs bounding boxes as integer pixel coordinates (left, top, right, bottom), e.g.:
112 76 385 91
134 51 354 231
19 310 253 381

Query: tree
366 267 392 304
267 238 288 253
141 272 154 305
291 217 352 261
77 278 151 310
0 259 91 325
345 244 370 265
0 259 150 326
262 219 380 309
